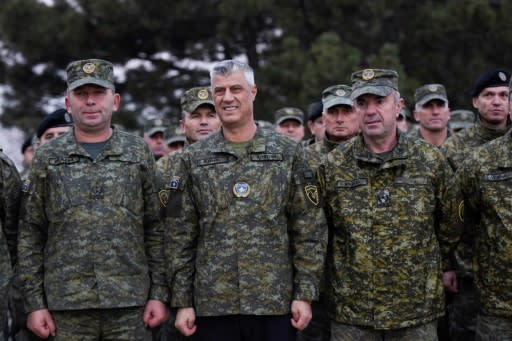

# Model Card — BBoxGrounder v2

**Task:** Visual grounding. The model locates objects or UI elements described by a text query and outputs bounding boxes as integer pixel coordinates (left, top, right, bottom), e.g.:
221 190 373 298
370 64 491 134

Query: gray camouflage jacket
18 127 167 313
166 127 327 316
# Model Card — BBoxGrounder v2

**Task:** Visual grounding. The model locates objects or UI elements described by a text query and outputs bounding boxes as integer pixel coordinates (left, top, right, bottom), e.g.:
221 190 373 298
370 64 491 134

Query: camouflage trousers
330 320 437 341
475 314 512 341
49 307 151 341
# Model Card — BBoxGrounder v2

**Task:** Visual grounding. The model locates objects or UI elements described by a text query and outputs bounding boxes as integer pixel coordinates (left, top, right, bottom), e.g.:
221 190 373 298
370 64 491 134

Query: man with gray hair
412 84 451 147
320 68 461 340
166 59 327 341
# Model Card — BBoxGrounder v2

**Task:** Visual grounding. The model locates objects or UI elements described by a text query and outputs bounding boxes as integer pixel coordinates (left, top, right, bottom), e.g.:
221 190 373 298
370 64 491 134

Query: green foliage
0 0 509 134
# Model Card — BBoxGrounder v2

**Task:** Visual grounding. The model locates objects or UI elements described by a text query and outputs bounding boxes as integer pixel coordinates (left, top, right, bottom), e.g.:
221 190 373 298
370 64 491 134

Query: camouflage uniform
0 149 20 310
457 131 512 340
18 127 168 313
442 121 509 340
320 131 462 331
167 127 327 316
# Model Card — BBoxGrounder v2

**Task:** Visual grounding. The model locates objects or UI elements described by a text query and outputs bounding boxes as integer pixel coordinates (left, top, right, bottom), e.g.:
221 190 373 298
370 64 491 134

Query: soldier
20 136 35 178
449 109 476 134
412 84 451 147
144 118 169 160
155 86 220 341
396 107 409 133
303 101 325 146
17 58 168 340
167 59 327 341
307 84 359 167
0 149 21 341
35 108 73 147
456 107 512 340
165 132 186 156
442 68 510 341
274 106 306 142
320 68 461 340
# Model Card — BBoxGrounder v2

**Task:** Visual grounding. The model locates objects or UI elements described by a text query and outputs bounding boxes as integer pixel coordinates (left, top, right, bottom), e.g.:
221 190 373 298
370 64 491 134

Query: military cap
351 68 399 100
144 118 169 137
274 107 304 125
181 87 214 113
450 109 476 130
66 59 115 91
322 84 352 111
36 108 73 138
307 102 323 122
471 68 510 97
400 106 415 122
414 84 448 107
166 134 186 147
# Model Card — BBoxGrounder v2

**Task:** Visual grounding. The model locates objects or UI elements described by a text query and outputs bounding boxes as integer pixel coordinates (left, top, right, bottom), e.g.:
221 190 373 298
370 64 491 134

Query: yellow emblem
428 84 438 92
362 69 375 81
82 63 96 74
458 200 464 222
158 189 169 207
305 185 319 206
335 89 346 97
197 89 209 100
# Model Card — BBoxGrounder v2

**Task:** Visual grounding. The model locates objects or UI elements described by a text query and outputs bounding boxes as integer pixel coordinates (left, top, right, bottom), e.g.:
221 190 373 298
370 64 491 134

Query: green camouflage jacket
320 132 462 329
166 127 327 316
18 128 167 313
441 121 509 277
305 135 344 171
457 130 512 318
0 150 20 311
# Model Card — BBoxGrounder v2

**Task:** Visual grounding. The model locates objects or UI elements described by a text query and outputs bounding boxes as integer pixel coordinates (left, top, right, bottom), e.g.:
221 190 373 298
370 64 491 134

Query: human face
144 132 166 158
323 104 360 142
39 126 72 146
180 105 221 143
212 70 257 128
23 145 34 165
472 86 509 128
166 142 184 154
414 99 450 132
354 92 402 143
307 116 325 142
65 84 120 135
275 119 305 142
396 115 409 133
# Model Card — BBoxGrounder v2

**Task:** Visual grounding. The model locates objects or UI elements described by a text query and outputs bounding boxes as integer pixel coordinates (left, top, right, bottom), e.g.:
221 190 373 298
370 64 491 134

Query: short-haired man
442 69 510 341
167 60 327 341
18 58 168 339
412 84 451 147
274 107 305 142
144 118 169 160
36 108 73 146
320 69 461 340
304 102 325 146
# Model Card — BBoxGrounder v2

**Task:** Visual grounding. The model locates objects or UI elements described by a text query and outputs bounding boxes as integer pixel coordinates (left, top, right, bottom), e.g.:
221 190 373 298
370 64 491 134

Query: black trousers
195 314 296 341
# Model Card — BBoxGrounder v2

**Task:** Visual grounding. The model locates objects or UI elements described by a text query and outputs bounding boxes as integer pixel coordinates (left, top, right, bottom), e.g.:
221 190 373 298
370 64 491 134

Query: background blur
1 0 511 168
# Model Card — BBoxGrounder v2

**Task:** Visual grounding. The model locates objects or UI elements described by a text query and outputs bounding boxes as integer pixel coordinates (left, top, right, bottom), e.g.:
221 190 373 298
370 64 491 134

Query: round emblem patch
233 182 250 198
197 89 209 100
335 89 346 97
362 69 375 81
499 72 507 81
428 84 438 92
82 63 96 74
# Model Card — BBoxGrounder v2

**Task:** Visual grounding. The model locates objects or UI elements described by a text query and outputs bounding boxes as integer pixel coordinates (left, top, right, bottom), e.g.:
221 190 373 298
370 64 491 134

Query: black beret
21 135 33 154
307 101 323 122
471 68 510 97
36 108 73 138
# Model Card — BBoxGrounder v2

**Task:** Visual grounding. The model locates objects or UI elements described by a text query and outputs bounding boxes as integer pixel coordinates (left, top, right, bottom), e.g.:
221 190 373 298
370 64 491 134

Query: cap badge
362 69 375 81
197 89 209 100
64 112 72 123
499 72 507 81
233 182 250 198
155 119 162 126
428 85 438 92
82 63 96 74
335 89 346 97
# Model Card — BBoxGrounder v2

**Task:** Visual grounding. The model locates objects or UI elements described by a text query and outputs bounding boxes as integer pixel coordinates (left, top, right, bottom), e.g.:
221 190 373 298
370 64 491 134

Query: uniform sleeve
435 154 463 271
288 144 328 301
165 153 198 308
17 155 49 313
142 149 169 302
0 153 21 266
